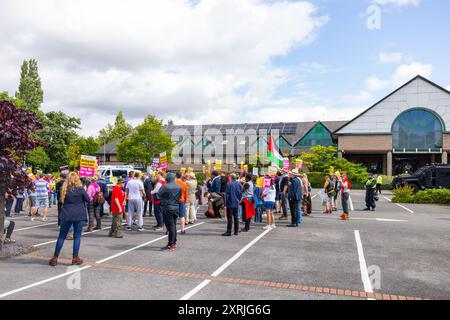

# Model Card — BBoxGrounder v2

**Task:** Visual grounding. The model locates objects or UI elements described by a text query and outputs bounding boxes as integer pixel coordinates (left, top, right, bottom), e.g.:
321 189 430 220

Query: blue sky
0 0 449 136
270 0 450 113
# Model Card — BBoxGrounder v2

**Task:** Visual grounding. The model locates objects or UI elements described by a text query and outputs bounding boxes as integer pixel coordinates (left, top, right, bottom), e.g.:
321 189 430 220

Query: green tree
98 111 133 144
117 115 174 168
299 146 368 183
15 59 44 114
67 136 100 169
40 111 81 171
26 147 51 171
0 92 25 109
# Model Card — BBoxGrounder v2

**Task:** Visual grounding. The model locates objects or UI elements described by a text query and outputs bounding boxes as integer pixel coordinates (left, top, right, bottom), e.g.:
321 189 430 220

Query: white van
98 165 137 185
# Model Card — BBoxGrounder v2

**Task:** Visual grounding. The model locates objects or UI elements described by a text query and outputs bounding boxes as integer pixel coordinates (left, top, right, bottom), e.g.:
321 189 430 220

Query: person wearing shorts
32 175 50 221
262 180 276 230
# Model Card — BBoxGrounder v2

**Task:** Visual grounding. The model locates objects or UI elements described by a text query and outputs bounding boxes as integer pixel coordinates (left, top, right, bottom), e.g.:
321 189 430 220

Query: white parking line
395 203 414 214
180 228 272 300
312 216 407 222
15 222 58 232
384 196 414 214
0 222 205 299
354 230 374 297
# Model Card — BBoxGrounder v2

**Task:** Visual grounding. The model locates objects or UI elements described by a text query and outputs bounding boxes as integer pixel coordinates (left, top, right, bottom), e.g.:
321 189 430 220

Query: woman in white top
262 179 276 230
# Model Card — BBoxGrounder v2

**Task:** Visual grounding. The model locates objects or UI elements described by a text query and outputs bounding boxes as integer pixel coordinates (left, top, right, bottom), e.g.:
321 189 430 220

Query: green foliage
98 111 133 143
67 136 100 169
392 185 415 203
393 186 450 204
305 172 327 188
299 146 368 184
26 147 51 171
412 189 450 204
39 111 81 171
196 173 206 186
117 115 174 167
0 92 26 108
15 59 44 114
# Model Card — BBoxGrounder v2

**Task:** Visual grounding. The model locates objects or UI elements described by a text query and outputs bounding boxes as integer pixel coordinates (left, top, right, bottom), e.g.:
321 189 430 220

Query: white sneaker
271 224 276 229
263 225 271 230
30 217 34 221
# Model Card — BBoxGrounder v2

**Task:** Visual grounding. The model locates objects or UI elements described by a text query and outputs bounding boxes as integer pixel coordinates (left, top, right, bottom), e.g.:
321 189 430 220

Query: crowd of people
3 166 383 267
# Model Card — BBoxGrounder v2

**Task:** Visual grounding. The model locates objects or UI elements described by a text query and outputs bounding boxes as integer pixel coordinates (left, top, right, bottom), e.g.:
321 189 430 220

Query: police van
98 165 139 185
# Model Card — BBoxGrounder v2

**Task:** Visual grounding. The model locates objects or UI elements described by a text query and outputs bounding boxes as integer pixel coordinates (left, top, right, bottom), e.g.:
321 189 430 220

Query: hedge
392 186 450 204
306 172 393 190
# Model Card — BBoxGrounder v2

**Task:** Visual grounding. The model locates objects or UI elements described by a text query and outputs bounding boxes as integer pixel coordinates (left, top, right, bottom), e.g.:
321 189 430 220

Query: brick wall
444 134 450 152
338 135 392 152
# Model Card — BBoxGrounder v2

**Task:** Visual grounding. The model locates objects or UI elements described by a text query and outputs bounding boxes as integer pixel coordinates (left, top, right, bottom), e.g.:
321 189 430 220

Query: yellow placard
188 167 193 173
329 166 335 175
215 160 222 170
80 155 97 168
180 168 186 174
256 177 263 188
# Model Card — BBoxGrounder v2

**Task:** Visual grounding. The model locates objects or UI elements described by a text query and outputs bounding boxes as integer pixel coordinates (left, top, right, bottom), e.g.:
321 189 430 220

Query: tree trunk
0 183 6 251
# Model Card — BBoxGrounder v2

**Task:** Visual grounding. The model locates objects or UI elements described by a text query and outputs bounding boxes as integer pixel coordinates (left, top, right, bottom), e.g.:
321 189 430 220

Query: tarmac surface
1 189 449 300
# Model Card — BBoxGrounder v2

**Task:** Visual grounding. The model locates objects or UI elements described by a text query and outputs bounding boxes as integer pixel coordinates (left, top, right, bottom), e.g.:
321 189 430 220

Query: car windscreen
112 170 128 178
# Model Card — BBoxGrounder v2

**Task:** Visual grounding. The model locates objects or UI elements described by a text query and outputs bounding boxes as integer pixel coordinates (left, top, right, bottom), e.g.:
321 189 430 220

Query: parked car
392 164 450 192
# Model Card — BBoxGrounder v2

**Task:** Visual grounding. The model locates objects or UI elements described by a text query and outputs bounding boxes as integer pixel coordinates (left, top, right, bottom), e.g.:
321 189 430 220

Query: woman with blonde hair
49 172 90 267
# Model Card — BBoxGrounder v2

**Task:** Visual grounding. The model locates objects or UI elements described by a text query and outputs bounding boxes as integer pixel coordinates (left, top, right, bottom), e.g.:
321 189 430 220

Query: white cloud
341 90 373 105
365 75 390 91
378 52 404 64
392 62 433 86
341 61 432 107
0 0 328 136
372 0 421 7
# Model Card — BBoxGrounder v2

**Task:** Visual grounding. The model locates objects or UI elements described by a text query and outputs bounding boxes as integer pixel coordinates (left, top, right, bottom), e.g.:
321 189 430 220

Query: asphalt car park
1 189 449 300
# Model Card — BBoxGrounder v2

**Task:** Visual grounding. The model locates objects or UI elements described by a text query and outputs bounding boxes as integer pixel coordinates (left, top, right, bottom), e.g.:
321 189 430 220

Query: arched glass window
392 109 443 150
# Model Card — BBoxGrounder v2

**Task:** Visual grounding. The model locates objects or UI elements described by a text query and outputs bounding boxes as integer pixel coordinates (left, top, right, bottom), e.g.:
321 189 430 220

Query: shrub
195 173 206 186
393 187 450 204
392 185 414 203
305 172 326 188
414 189 450 205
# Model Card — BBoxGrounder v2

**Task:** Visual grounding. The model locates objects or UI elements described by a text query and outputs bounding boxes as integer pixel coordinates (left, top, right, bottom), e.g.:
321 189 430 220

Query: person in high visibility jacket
364 174 377 211
376 175 383 194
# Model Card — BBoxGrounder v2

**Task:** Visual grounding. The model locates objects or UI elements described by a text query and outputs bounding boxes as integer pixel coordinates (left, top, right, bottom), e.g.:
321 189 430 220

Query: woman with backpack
86 176 103 232
49 172 90 266
323 175 334 214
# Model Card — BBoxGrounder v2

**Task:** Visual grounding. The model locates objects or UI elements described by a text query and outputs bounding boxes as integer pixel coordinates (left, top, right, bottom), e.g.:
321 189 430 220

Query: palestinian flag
267 135 284 168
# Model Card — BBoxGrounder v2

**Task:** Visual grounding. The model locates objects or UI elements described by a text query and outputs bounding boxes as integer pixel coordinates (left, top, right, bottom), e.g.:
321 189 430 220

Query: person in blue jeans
252 176 263 223
49 172 90 267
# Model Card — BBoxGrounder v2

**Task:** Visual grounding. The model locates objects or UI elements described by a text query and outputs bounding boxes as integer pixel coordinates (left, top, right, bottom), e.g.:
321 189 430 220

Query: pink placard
79 166 95 177
283 158 290 171
263 178 272 188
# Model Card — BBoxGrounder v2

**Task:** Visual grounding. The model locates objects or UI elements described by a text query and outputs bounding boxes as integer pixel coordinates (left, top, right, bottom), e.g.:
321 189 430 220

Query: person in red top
175 172 189 234
109 179 125 238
